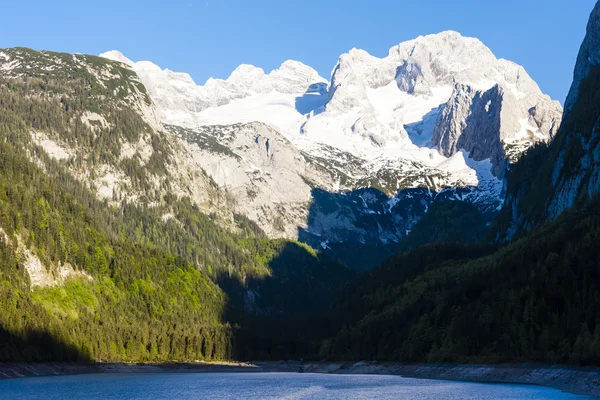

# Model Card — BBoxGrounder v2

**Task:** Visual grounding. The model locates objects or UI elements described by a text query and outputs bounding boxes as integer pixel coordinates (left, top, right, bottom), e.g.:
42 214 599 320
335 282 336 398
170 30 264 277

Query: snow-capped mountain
101 50 328 117
101 31 562 267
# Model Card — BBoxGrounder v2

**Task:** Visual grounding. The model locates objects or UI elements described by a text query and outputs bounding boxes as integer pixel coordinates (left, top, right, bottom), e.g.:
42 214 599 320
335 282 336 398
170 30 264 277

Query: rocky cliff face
498 1 600 240
433 84 507 177
167 122 334 238
564 3 600 119
432 83 558 177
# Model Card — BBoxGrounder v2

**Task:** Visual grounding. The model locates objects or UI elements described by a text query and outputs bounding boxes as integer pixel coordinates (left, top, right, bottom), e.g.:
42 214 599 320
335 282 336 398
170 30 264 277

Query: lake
0 372 593 399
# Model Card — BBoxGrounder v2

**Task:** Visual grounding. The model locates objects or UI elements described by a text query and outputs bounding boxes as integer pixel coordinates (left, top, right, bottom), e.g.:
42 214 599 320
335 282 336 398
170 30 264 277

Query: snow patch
99 50 134 67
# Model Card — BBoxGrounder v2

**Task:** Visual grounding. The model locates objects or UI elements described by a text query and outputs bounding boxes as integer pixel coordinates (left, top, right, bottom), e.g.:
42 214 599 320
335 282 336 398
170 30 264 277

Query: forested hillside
393 199 488 254
0 48 351 362
326 195 600 364
0 125 232 362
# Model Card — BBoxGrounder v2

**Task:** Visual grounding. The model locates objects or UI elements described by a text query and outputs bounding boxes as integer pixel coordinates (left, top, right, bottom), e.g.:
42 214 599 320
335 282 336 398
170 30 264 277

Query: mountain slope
0 47 353 362
101 33 561 269
0 115 232 362
165 122 334 238
0 47 231 218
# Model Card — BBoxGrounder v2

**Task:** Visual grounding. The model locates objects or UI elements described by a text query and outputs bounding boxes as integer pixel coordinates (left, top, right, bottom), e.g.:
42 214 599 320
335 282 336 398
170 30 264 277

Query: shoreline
1 361 599 397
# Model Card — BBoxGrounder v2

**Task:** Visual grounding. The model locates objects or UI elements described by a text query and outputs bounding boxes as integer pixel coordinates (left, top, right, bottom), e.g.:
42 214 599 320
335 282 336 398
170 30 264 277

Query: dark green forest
326 197 600 364
394 199 488 253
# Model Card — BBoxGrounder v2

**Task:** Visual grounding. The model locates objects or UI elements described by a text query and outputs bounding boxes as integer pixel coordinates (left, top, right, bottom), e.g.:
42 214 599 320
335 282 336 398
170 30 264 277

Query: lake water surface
0 372 593 399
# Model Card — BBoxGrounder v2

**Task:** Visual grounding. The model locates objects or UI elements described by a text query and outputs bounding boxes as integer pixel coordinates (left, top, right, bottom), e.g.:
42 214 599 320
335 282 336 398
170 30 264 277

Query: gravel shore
1 361 599 397
301 362 600 398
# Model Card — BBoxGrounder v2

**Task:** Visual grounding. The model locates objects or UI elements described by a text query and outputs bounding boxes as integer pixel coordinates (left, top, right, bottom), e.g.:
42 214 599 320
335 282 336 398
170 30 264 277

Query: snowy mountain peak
222 60 324 87
228 63 265 80
279 59 315 71
308 31 562 166
386 31 527 95
135 60 164 73
99 52 328 125
99 50 134 67
389 30 488 57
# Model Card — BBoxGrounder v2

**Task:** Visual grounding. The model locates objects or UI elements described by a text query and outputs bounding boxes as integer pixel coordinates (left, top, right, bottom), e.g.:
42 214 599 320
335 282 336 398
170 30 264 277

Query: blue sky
1 0 596 102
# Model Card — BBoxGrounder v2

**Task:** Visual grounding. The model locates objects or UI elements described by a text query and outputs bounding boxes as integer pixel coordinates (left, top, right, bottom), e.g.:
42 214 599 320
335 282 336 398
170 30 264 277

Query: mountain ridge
2 1 600 372
0 32 561 270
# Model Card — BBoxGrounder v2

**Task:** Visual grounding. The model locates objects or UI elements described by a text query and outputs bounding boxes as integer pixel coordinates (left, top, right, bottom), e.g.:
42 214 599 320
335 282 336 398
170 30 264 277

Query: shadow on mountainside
0 325 91 362
294 92 328 116
219 241 353 318
297 185 493 272
404 105 444 147
226 185 491 360
217 241 354 361
295 82 329 116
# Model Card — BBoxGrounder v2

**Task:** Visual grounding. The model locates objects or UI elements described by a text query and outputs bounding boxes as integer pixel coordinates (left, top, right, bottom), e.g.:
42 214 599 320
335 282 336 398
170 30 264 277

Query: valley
1 2 600 397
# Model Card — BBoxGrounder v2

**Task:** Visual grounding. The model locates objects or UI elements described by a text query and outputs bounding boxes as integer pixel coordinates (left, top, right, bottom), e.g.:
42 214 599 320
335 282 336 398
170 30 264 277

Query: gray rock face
167 122 335 239
433 84 505 176
432 81 561 177
564 1 600 118
395 61 428 95
528 103 561 140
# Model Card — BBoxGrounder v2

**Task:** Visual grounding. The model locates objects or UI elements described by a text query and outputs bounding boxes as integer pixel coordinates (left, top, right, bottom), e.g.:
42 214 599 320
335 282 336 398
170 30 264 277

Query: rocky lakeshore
303 362 600 398
1 361 599 397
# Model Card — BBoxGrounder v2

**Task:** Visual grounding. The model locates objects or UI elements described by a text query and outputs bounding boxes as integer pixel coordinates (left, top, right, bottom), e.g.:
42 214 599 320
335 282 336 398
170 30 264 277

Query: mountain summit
100 51 328 119
306 31 561 173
